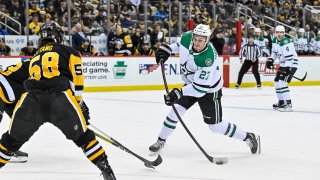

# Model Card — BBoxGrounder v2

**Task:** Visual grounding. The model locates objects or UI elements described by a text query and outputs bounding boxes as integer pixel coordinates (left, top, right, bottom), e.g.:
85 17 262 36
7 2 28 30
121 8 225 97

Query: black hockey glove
79 100 90 125
266 58 274 69
280 67 291 76
155 44 172 65
164 88 182 106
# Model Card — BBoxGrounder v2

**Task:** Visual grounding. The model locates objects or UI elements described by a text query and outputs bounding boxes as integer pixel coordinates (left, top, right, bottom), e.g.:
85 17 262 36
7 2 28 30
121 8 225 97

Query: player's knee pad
73 129 95 147
167 104 186 122
208 121 229 135
0 132 24 152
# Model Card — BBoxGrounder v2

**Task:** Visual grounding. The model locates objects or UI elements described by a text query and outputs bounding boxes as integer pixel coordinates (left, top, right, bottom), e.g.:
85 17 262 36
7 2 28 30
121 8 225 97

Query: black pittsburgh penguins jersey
29 43 84 101
0 59 30 104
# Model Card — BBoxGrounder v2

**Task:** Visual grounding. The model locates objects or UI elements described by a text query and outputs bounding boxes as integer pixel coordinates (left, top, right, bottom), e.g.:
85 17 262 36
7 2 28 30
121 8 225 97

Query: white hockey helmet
193 24 212 43
254 28 261 33
275 25 285 32
298 28 305 33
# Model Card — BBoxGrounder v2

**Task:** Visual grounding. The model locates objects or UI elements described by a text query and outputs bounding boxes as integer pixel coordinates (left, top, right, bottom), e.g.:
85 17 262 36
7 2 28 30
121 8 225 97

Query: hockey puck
216 161 224 165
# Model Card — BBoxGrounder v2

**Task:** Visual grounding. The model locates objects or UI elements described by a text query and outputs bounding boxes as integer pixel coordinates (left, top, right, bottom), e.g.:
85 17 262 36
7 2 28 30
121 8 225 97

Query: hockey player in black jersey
0 59 30 162
0 22 116 180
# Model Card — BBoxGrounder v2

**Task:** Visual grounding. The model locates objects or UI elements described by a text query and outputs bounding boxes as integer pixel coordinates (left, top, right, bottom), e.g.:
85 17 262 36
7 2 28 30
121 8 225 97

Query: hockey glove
79 100 90 125
266 58 274 69
156 44 172 65
280 67 291 76
164 88 182 106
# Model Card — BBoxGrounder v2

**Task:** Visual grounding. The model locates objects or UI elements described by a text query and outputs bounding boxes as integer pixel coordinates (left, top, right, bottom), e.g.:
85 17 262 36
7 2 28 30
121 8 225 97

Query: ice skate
9 151 28 163
149 139 166 156
278 103 293 112
96 155 116 180
235 84 240 89
244 133 261 154
273 100 284 110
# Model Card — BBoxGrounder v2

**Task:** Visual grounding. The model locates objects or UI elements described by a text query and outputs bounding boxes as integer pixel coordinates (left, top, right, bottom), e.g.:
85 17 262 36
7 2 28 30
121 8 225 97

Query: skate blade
149 151 160 156
278 108 293 112
257 135 261 154
9 156 28 163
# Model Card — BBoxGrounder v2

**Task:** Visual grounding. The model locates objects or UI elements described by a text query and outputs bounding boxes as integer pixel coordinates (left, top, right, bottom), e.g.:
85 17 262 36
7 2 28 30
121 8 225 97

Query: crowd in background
0 0 319 56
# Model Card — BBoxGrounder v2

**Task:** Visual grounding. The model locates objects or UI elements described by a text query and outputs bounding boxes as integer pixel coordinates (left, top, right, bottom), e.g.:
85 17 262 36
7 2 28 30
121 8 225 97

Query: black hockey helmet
38 22 64 47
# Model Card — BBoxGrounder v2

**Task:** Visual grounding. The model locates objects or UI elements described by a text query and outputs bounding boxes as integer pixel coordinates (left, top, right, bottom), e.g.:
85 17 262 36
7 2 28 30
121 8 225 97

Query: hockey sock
279 80 290 101
82 138 106 165
274 81 284 101
158 104 186 140
208 121 247 140
0 143 13 168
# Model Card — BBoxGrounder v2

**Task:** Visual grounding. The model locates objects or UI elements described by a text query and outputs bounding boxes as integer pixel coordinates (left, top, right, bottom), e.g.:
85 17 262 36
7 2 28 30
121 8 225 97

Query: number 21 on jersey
29 52 60 80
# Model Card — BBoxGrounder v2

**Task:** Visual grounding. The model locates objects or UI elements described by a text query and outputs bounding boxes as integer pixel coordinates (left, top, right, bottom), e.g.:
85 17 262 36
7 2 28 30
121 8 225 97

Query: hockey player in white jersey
149 24 260 156
254 28 269 57
266 25 298 112
294 28 308 55
308 30 320 55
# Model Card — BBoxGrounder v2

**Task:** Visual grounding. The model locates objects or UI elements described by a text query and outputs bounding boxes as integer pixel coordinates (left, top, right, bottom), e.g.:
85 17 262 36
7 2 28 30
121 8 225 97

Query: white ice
1 86 320 180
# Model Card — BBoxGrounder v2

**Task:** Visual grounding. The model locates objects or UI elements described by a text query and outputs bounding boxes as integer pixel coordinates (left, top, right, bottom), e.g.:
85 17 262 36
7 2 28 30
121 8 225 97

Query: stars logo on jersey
205 58 213 66
180 61 194 77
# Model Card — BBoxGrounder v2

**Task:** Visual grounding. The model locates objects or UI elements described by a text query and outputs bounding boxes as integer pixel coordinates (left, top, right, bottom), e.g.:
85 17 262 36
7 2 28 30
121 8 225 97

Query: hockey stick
159 60 228 165
272 67 307 81
90 124 162 169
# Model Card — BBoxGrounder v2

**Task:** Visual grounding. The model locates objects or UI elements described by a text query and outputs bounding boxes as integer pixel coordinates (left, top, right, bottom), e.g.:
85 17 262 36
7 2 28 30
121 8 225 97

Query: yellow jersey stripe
64 90 87 131
9 93 28 134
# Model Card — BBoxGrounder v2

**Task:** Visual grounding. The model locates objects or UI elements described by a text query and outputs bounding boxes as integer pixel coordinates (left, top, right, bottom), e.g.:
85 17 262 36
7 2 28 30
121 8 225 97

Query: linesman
236 36 262 88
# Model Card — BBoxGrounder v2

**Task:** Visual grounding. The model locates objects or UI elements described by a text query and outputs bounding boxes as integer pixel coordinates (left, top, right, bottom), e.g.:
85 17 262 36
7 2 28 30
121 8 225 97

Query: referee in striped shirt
236 36 262 88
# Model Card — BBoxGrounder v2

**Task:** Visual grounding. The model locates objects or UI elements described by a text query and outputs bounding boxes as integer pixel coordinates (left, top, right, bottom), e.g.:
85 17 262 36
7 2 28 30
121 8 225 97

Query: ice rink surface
1 86 320 180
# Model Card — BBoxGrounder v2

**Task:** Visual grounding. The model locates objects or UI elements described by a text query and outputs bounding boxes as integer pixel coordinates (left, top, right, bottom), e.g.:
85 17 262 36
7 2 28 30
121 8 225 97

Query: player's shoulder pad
180 31 193 49
272 37 277 43
193 43 216 68
279 37 291 46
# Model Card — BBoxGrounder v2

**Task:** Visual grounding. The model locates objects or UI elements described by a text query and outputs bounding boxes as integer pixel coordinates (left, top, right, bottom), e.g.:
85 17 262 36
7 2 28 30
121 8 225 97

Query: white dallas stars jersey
294 35 308 52
169 31 223 98
271 37 298 68
309 37 320 54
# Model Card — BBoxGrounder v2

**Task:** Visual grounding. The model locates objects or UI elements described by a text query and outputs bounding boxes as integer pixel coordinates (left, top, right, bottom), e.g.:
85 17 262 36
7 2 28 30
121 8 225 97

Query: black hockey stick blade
93 130 162 169
160 61 228 165
293 72 307 81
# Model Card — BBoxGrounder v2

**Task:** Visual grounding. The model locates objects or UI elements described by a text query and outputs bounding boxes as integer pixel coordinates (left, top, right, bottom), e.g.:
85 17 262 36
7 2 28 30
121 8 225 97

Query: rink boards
0 56 319 91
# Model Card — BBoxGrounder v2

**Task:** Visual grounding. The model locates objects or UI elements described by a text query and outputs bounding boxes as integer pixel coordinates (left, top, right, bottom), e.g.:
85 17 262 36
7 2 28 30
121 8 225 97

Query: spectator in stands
150 24 166 46
19 40 37 56
151 39 161 53
304 24 315 43
28 1 41 17
0 24 9 35
57 0 68 18
154 4 169 21
79 38 98 56
45 1 57 20
9 0 24 22
109 24 133 56
90 20 104 36
120 13 134 29
121 0 137 15
211 29 225 55
29 14 41 35
135 41 153 56
82 12 93 30
95 7 107 25
39 10 50 23
131 26 144 55
0 38 11 56
72 23 85 51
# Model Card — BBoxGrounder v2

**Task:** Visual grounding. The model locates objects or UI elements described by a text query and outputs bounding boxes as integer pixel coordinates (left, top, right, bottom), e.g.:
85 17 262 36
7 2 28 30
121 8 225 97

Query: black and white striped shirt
239 43 261 61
